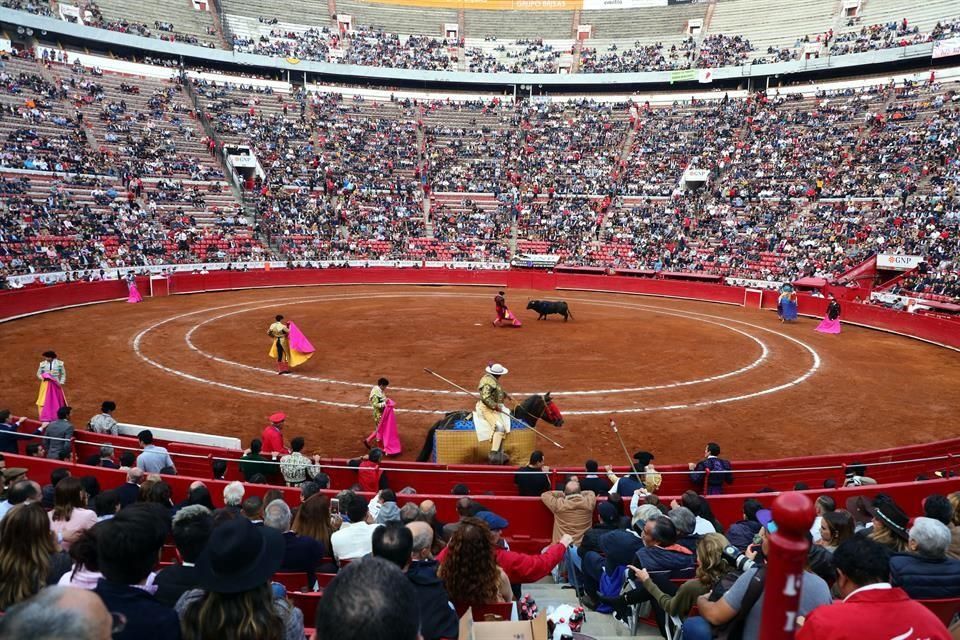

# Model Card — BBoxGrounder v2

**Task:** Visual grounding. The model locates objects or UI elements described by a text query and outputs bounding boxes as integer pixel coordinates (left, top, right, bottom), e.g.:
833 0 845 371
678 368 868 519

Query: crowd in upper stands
0 48 958 301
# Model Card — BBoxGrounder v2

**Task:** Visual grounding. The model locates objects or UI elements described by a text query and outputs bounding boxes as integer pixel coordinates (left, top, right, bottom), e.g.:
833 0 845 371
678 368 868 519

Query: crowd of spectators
0 425 958 639
580 39 697 74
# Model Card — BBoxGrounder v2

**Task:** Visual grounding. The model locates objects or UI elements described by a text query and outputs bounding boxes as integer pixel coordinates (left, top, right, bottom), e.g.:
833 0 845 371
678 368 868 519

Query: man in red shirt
261 412 289 456
797 536 950 640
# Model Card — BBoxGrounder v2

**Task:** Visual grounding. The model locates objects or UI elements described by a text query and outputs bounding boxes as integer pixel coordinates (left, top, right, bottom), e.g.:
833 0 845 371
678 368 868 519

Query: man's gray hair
126 467 144 483
0 587 102 640
172 504 212 526
223 481 245 507
909 517 951 558
668 506 696 537
99 445 114 457
409 523 433 553
633 504 661 526
264 499 292 531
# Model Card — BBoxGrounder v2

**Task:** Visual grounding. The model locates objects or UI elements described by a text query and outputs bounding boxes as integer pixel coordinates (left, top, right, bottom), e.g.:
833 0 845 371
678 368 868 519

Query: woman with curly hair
604 533 730 624
437 517 511 605
0 503 71 609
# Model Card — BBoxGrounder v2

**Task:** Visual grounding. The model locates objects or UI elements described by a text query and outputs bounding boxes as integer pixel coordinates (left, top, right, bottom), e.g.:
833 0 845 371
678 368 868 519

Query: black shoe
579 591 599 611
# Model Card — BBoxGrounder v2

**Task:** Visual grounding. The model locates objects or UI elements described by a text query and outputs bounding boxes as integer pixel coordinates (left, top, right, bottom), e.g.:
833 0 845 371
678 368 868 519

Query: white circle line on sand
180 293 771 396
131 290 821 414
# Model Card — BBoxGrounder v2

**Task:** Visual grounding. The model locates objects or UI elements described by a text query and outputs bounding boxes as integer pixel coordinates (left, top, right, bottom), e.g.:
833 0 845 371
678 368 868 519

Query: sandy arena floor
2 285 958 466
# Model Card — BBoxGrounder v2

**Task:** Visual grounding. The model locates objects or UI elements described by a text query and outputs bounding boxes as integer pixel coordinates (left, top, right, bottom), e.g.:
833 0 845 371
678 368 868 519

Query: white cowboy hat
485 364 508 376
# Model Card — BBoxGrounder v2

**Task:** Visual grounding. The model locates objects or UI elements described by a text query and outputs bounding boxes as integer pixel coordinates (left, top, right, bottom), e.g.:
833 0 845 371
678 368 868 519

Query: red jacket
436 543 567 585
358 460 383 493
260 425 288 455
797 585 950 640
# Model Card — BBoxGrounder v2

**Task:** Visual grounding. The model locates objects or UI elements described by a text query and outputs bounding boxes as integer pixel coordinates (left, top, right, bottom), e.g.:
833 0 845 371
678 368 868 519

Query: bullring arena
2 270 958 465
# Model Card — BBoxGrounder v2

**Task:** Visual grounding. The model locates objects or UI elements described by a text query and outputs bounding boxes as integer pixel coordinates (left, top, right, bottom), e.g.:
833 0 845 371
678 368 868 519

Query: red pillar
759 492 815 640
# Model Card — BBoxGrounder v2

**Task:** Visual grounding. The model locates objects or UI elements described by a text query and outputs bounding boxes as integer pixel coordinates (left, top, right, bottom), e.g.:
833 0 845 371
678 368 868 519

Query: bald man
404 522 458 640
0 586 113 640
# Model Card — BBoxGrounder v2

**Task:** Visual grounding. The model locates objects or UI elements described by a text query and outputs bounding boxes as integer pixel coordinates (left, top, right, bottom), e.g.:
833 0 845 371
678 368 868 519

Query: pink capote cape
377 399 402 455
286 321 315 368
127 281 143 303
39 373 67 422
814 318 842 334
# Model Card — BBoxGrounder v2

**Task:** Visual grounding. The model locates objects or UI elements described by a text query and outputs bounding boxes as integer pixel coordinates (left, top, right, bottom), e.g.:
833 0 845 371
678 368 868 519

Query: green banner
669 69 698 83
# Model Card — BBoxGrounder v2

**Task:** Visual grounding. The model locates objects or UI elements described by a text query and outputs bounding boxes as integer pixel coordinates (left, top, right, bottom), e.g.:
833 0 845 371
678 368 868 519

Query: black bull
526 299 573 321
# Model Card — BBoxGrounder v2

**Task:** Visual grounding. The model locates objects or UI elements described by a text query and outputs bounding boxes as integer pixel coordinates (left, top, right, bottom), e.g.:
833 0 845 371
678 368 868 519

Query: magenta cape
127 282 143 303
377 399 402 455
288 321 315 354
39 373 67 422
815 318 842 334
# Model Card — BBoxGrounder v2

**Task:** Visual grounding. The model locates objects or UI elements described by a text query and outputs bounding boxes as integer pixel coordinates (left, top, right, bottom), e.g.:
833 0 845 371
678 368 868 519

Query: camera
722 545 756 572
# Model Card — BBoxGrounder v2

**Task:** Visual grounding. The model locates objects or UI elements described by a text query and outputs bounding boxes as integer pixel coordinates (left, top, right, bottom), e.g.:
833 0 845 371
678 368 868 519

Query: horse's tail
415 425 437 463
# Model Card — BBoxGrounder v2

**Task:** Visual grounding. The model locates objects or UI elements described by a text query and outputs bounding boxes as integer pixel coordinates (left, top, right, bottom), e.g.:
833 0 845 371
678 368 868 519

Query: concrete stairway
520 579 662 639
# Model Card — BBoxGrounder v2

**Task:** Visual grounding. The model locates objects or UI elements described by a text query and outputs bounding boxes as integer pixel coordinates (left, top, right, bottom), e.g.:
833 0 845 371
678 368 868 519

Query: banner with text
932 38 960 60
876 254 923 271
582 0 666 9
356 0 582 10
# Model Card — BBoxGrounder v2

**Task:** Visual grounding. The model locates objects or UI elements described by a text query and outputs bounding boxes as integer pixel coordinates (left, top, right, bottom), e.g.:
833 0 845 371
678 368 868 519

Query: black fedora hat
195 517 284 593
873 501 910 540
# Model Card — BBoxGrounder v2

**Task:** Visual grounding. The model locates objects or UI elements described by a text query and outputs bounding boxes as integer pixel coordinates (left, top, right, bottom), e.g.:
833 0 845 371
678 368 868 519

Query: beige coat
540 490 597 544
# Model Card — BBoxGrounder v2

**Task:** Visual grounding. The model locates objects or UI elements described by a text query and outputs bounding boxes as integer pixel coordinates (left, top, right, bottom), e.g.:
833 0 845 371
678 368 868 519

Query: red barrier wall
3 268 954 347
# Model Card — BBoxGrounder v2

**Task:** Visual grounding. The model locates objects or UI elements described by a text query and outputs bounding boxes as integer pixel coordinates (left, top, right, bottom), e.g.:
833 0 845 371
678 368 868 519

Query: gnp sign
877 254 923 271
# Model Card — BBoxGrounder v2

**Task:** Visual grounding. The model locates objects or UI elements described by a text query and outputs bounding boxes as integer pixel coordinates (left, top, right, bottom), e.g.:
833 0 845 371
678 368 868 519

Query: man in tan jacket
541 481 597 545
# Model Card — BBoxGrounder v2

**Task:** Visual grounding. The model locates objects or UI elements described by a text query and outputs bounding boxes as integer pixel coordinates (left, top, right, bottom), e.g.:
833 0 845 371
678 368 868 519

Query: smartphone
330 498 340 515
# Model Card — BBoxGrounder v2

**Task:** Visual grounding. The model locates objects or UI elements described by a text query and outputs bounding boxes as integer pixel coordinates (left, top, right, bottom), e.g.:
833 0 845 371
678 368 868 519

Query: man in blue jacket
889 517 960 599
373 521 459 640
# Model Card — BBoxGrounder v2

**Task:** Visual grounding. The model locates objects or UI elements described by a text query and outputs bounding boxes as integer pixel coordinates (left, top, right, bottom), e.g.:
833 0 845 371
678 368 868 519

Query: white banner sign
582 0 667 9
876 254 923 271
933 38 960 60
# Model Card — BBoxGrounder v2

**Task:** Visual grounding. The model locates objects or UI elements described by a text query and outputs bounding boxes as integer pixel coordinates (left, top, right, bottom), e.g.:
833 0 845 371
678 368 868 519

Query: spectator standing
48 477 98 551
541 481 597 544
688 442 733 495
278 437 321 487
43 406 74 460
135 430 175 474
797 537 950 640
889 517 960 599
87 402 119 435
0 410 27 454
579 459 611 495
93 504 179 640
261 413 289 455
155 505 213 607
350 448 389 492
238 439 274 481
176 517 304 640
514 450 551 496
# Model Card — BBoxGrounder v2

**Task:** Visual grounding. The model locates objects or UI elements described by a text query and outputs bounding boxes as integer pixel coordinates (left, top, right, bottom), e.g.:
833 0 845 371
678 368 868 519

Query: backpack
596 565 627 614
711 567 766 640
